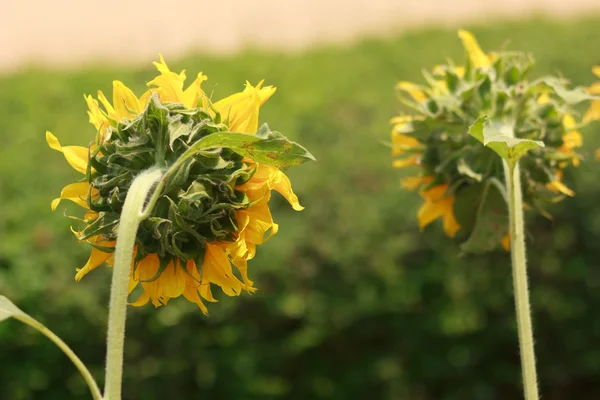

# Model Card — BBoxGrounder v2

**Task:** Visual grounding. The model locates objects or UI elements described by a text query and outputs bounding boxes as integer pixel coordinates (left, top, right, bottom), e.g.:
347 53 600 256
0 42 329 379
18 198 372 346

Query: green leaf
0 295 27 323
454 183 508 254
185 123 315 168
468 116 544 168
541 77 595 104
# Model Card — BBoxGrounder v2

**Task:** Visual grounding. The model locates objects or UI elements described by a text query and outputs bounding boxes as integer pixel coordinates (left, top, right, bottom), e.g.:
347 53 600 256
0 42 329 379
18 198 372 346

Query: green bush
1 17 599 399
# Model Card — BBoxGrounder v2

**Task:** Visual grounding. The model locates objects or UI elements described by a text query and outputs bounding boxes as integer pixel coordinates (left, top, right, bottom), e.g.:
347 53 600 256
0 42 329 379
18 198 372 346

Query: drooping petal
51 182 97 211
230 258 256 292
46 131 89 174
547 176 575 197
267 166 304 211
160 260 186 299
134 255 163 307
130 291 151 307
182 285 209 315
202 243 244 297
74 238 115 281
417 184 461 238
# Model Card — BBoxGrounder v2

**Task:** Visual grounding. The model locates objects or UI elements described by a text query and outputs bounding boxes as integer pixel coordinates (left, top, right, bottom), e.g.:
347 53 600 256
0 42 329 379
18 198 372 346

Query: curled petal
213 81 276 134
75 237 115 281
182 72 208 108
112 81 141 120
51 182 98 211
46 131 88 174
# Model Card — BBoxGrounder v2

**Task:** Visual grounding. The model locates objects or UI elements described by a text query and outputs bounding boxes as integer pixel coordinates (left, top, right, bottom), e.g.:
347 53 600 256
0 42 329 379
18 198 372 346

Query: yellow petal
130 291 150 307
182 286 209 315
592 66 600 78
547 179 575 197
400 176 432 191
181 72 208 108
537 92 551 105
231 258 256 292
46 131 89 174
442 200 461 238
268 166 304 211
203 243 244 297
51 182 97 211
391 133 420 155
85 94 110 132
396 81 427 103
213 81 275 134
587 82 600 95
417 199 446 230
160 261 186 299
112 81 141 120
392 155 419 168
457 29 490 68
417 184 460 238
585 100 600 122
97 90 117 119
75 241 114 281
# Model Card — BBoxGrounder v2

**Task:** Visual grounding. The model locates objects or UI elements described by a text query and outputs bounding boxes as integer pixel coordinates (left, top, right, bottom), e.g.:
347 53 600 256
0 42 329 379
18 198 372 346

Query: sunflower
391 30 585 252
48 56 306 314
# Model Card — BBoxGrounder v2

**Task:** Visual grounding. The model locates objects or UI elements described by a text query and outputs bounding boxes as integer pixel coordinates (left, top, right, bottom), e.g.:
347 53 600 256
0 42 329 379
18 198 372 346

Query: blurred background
1 1 600 399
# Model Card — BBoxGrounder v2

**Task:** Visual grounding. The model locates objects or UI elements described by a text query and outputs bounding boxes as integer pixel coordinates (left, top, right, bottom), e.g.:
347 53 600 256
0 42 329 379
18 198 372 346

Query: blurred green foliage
1 18 600 400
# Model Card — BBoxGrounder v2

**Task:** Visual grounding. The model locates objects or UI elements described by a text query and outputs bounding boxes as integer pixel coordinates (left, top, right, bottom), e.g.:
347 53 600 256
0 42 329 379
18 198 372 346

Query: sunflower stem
104 168 162 400
503 160 539 400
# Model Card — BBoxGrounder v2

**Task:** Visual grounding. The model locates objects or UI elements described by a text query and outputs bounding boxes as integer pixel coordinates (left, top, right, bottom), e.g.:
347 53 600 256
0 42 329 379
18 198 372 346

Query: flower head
48 55 312 313
391 30 591 252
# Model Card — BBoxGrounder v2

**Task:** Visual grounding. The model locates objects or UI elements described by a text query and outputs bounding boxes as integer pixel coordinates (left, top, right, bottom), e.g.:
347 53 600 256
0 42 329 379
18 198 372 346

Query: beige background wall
2 0 600 72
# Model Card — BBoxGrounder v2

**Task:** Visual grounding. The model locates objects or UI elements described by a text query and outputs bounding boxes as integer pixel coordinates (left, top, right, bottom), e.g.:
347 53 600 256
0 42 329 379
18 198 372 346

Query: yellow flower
48 55 303 314
417 184 461 238
585 66 600 122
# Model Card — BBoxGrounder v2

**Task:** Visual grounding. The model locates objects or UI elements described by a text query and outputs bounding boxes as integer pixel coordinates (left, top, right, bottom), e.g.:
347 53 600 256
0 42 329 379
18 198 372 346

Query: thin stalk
13 315 103 400
503 160 539 400
103 168 162 400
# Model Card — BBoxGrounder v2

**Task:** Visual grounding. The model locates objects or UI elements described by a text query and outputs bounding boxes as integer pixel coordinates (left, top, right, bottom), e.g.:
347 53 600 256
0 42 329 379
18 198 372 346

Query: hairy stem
104 168 162 400
504 160 539 400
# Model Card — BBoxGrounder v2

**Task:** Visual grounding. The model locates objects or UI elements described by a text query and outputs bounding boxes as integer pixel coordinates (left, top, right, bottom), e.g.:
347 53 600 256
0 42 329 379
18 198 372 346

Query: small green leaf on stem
468 116 543 168
0 295 27 322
